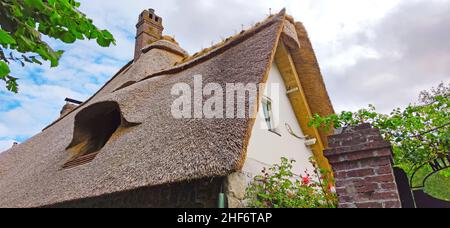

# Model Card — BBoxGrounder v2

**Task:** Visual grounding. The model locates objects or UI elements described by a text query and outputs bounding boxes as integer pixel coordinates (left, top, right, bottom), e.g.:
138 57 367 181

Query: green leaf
0 0 115 92
102 30 114 40
31 56 42 65
6 76 18 93
96 36 110 47
24 0 45 10
0 29 16 45
11 4 23 17
50 12 62 24
61 32 76 43
16 35 35 50
0 60 10 79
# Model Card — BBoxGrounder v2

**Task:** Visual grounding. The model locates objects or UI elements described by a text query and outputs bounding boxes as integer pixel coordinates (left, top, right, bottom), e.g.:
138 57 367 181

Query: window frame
261 96 281 136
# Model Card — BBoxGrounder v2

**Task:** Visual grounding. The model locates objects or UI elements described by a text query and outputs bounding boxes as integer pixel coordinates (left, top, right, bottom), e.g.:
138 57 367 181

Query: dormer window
63 101 132 169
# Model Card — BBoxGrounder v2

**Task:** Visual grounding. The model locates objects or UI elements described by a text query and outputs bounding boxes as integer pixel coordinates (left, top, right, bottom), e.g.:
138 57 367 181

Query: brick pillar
324 124 402 208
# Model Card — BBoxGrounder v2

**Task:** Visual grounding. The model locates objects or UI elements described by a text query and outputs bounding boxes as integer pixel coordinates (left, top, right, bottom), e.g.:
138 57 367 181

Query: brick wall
325 124 402 208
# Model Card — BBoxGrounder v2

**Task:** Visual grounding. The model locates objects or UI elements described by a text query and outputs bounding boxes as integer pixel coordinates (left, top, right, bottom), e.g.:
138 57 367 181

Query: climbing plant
309 82 450 174
0 0 116 93
246 157 338 208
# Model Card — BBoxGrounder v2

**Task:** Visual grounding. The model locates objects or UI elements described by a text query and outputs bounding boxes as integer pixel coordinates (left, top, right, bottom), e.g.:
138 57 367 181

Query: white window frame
261 96 281 136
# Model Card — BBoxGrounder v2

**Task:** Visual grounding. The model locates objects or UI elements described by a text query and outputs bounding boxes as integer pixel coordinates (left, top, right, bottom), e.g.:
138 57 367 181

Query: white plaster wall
243 63 315 178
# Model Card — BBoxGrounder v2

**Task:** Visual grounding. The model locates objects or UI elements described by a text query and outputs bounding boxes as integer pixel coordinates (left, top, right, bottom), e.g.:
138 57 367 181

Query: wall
47 178 222 208
226 63 316 207
244 62 315 177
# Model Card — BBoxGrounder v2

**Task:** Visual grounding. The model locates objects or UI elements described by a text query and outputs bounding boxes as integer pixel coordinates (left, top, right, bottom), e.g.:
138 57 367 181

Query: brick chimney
324 124 402 208
60 98 81 117
134 9 164 60
60 103 77 117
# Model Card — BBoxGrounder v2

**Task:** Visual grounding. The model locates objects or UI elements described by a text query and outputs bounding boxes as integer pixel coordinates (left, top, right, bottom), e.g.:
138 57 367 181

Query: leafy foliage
309 83 450 174
245 157 338 208
419 82 450 105
0 0 116 93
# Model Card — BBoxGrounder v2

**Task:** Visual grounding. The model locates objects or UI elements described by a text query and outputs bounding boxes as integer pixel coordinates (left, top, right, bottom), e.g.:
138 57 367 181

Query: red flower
302 176 310 185
328 183 336 193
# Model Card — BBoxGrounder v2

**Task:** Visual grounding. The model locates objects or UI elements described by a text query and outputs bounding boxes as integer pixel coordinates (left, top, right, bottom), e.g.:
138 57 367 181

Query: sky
0 0 449 152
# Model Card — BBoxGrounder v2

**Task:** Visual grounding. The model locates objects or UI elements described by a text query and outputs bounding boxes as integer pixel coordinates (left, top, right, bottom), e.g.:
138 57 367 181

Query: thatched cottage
0 8 334 208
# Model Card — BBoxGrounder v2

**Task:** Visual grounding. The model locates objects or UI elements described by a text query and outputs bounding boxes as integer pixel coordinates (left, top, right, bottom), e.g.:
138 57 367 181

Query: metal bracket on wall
286 87 299 95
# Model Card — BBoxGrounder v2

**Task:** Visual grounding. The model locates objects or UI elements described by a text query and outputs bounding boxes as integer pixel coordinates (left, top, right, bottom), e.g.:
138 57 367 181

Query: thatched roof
0 10 334 208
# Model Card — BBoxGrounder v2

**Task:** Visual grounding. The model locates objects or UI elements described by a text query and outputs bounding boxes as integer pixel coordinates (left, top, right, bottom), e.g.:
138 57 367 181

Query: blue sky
1 0 449 152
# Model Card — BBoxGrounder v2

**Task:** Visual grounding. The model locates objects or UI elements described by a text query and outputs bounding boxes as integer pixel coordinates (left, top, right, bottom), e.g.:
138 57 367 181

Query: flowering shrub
308 83 449 175
245 157 338 208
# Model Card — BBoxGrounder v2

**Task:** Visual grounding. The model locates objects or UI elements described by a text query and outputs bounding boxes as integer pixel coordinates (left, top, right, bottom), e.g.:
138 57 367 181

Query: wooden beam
274 42 332 173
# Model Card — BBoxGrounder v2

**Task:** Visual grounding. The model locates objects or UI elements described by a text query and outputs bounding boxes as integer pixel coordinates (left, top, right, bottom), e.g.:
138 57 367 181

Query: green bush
245 157 338 208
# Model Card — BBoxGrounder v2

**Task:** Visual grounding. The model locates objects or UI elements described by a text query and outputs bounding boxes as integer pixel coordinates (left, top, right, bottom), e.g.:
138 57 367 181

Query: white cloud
324 45 380 70
323 0 450 112
0 82 87 139
0 140 15 153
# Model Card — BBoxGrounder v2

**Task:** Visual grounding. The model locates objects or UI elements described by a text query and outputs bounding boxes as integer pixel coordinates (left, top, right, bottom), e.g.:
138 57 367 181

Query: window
262 96 281 136
64 101 123 169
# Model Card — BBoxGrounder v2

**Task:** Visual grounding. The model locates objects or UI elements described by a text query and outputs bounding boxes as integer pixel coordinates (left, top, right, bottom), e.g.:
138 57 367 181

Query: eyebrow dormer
63 101 138 169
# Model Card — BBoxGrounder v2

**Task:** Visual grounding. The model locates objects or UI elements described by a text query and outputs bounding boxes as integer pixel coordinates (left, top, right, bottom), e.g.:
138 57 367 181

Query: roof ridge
138 10 286 83
175 9 287 66
140 36 188 58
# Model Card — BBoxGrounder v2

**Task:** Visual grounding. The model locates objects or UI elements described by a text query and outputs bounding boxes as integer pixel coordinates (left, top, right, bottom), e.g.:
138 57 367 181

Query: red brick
371 192 399 201
374 149 392 157
337 195 354 203
341 136 367 146
380 183 397 191
383 201 401 208
346 168 375 178
365 174 395 183
376 165 393 175
363 157 391 167
336 178 367 188
332 161 360 171
366 134 383 142
346 150 377 161
356 183 379 193
339 203 357 208
356 202 383 208
334 171 347 179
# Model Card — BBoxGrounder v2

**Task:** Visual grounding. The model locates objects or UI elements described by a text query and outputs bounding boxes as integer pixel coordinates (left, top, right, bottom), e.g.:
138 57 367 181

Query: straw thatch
291 22 335 148
0 11 284 208
0 9 334 208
